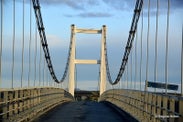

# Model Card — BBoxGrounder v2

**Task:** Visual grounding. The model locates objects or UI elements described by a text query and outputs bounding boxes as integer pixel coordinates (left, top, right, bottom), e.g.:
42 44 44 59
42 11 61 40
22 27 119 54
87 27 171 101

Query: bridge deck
34 101 133 122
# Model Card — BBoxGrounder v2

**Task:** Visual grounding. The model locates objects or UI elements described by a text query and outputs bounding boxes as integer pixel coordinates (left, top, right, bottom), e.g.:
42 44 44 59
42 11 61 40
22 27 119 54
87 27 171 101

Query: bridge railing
99 89 183 122
0 87 74 122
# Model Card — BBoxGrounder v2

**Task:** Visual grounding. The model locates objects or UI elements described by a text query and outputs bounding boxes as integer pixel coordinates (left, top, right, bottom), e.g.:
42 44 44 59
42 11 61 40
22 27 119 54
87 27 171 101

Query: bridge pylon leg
99 25 107 95
68 24 76 96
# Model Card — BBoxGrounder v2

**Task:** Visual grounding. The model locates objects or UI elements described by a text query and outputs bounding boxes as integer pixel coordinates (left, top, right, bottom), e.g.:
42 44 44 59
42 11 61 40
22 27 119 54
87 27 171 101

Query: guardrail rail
0 87 74 122
99 89 183 122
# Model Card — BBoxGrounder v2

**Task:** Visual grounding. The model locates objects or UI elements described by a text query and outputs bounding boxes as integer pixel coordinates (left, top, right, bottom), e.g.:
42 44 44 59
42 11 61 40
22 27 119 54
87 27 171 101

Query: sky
1 0 183 92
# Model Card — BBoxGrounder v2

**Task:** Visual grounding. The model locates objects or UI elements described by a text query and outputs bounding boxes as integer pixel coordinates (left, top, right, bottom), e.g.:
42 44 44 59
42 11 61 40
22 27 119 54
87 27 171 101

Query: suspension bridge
0 0 183 121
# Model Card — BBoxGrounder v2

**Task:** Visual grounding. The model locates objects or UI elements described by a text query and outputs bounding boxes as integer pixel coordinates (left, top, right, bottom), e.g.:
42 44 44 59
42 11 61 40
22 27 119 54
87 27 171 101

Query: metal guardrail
99 89 183 122
0 87 74 122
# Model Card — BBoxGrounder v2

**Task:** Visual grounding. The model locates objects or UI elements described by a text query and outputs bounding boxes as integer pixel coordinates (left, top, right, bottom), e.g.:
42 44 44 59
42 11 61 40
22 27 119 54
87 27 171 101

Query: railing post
151 94 156 121
14 90 18 114
179 99 183 122
8 91 13 117
2 91 8 119
19 90 23 112
143 92 149 121
162 96 168 121
169 98 175 122
157 95 161 119
147 93 152 121
27 89 31 109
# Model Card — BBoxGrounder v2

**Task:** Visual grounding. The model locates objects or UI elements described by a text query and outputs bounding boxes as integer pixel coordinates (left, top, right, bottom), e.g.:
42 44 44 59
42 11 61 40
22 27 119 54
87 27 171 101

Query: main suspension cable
105 0 143 85
32 0 72 83
32 0 58 83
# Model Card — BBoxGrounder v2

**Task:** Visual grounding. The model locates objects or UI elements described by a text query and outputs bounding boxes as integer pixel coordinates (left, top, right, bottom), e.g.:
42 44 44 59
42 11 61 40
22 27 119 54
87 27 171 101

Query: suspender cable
34 24 37 87
127 62 129 89
154 0 159 92
139 4 144 111
145 0 150 91
165 0 170 94
28 0 32 87
49 70 51 86
125 64 127 89
39 40 42 86
46 65 49 86
11 0 15 88
130 52 133 89
181 23 183 96
0 0 3 88
119 77 121 89
135 28 138 89
46 62 48 87
43 59 45 86
21 0 25 88
140 8 143 91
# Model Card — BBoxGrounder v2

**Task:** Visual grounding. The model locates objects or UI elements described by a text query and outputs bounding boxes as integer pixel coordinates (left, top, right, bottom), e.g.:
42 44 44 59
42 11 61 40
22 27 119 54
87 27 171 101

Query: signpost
146 81 178 91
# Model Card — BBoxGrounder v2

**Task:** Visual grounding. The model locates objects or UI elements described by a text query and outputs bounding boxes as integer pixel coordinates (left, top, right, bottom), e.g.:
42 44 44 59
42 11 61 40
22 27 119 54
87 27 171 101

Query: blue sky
1 0 183 91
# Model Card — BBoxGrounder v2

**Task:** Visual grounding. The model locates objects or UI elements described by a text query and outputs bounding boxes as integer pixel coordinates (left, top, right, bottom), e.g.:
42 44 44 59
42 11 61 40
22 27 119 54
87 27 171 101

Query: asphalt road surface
34 101 131 122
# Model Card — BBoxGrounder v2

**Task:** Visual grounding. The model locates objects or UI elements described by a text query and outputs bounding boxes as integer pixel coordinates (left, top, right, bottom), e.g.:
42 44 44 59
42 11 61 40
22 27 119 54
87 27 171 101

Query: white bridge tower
68 24 107 96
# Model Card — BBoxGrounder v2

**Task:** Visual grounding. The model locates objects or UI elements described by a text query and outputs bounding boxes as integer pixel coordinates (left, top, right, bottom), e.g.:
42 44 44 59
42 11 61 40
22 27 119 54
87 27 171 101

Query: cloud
47 34 67 48
78 12 113 18
102 0 183 16
102 0 134 11
64 14 74 18
102 0 183 10
160 0 183 10
39 0 99 10
64 12 112 18
139 0 183 17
